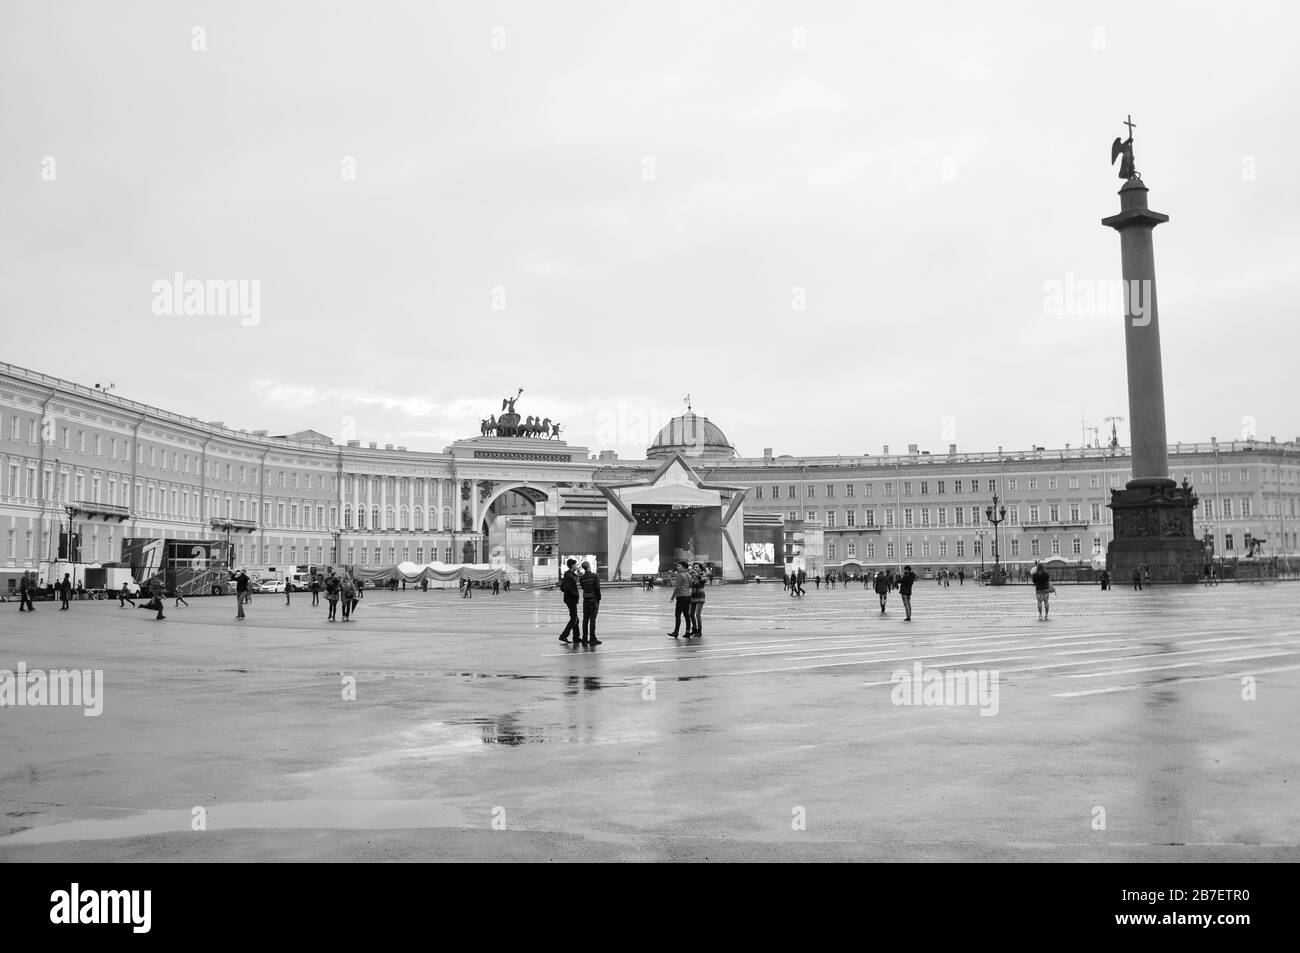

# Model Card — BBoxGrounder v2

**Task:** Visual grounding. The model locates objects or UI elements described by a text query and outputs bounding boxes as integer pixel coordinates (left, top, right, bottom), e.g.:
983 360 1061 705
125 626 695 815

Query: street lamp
985 492 1007 582
974 528 987 577
331 530 341 569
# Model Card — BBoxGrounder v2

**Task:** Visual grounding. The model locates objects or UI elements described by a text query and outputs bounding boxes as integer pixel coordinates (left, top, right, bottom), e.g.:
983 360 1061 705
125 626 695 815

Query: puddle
446 714 550 746
0 798 468 845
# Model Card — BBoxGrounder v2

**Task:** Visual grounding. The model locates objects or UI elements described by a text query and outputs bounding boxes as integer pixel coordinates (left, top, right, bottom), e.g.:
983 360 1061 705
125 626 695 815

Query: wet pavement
1 582 1297 861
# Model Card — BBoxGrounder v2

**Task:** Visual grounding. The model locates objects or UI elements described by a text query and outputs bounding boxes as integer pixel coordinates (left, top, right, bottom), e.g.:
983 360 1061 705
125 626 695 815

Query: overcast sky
2 1 1295 459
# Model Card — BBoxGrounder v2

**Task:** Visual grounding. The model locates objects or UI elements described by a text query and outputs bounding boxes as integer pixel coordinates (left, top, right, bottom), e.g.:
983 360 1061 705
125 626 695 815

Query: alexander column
1102 116 1204 583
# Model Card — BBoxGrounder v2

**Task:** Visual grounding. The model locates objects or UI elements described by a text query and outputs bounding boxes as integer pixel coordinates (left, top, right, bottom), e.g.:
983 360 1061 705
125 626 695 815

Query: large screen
628 536 660 575
745 542 775 564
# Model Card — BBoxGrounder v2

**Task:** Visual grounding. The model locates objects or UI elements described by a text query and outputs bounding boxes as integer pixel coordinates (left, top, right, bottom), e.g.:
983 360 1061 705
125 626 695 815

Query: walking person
173 586 190 608
958 569 965 586
874 570 889 613
341 572 357 619
118 582 136 608
579 561 601 645
1132 568 1143 591
492 578 500 596
688 562 707 638
1032 560 1052 620
311 576 321 606
557 559 581 643
285 580 292 606
898 565 917 621
58 573 72 610
667 561 693 638
234 569 250 620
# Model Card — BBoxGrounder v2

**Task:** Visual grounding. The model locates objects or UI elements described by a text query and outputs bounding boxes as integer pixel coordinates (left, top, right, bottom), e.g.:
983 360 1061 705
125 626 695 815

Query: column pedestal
1107 479 1203 582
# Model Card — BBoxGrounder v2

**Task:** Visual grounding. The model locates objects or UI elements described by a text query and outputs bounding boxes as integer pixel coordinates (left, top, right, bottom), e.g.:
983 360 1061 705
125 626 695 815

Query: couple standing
667 561 708 639
558 559 601 645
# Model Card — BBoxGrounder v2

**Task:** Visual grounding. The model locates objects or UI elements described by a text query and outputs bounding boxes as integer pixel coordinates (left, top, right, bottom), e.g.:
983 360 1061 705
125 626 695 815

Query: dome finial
683 392 691 413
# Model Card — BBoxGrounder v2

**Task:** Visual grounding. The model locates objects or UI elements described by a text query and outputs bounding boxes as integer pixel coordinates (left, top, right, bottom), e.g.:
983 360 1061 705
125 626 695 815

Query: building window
1090 502 1100 521
806 511 816 522
937 480 945 494
846 510 856 527
864 483 873 497
954 480 963 494
921 508 930 527
1010 538 1020 556
826 511 837 528
1028 478 1038 491
905 541 914 558
955 540 964 557
903 508 913 528
1031 538 1040 556
755 486 763 500
1240 469 1250 483
1049 504 1060 522
1047 477 1058 490
969 479 978 493
864 510 875 527
884 481 893 496
789 511 797 520
828 542 836 560
867 543 875 559
1068 476 1079 489
846 484 854 498
1241 498 1252 517
847 542 856 558
1089 474 1100 488
971 506 981 525
1223 499 1233 518
826 484 835 498
807 485 815 498
1072 537 1081 554
788 485 796 499
1009 505 1020 525
886 541 895 559
921 540 931 557
939 540 948 557
1069 504 1080 522
973 538 983 555
903 481 911 496
938 507 948 527
920 481 928 495
1224 533 1233 551
955 507 965 526
1092 537 1101 554
885 509 895 527
1008 478 1017 491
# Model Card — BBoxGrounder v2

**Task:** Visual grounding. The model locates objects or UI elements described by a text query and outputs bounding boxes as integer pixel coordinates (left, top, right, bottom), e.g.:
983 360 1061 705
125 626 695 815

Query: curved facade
2 360 1295 588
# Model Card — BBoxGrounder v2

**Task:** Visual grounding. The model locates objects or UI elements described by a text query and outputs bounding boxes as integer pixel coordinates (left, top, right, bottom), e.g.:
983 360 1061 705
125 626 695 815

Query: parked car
253 579 286 593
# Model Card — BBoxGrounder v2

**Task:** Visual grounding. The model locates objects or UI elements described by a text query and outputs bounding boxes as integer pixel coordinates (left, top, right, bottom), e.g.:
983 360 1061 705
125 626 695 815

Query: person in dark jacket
235 570 250 620
667 561 693 638
688 562 707 637
1032 561 1052 619
18 571 36 612
898 565 917 621
58 573 72 610
579 561 601 645
118 581 135 608
558 559 581 643
873 570 890 612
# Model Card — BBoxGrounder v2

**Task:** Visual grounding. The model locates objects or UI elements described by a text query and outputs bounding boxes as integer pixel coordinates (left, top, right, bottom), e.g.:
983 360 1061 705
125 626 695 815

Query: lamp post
985 492 1007 582
331 530 341 569
974 528 987 577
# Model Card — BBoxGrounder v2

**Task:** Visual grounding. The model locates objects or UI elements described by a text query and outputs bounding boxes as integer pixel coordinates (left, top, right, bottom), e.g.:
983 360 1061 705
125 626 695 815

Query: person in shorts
1032 561 1051 619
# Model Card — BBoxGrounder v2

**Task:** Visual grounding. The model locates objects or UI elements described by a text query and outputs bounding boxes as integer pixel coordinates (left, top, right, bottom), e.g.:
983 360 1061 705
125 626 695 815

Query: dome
646 411 736 460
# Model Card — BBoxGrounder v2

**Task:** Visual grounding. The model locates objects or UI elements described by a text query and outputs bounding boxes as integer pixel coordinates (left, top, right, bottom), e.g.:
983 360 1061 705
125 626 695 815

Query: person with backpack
873 570 890 613
234 570 250 620
325 572 340 621
667 561 693 638
339 572 356 621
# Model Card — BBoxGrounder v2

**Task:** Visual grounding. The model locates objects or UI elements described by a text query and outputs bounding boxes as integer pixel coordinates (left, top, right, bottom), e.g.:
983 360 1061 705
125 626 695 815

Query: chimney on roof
883 444 889 456
397 446 407 451
207 421 225 428
908 444 918 455
252 430 268 436
347 440 360 448
384 444 393 451
948 443 957 455
763 447 773 461
368 442 377 449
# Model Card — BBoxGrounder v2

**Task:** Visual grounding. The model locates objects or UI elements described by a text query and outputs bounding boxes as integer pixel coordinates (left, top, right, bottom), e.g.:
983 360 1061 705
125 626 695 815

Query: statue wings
1111 137 1125 164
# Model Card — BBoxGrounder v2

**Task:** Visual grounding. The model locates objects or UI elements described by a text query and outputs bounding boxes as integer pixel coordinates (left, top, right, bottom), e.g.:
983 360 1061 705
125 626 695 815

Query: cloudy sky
2 0 1295 459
